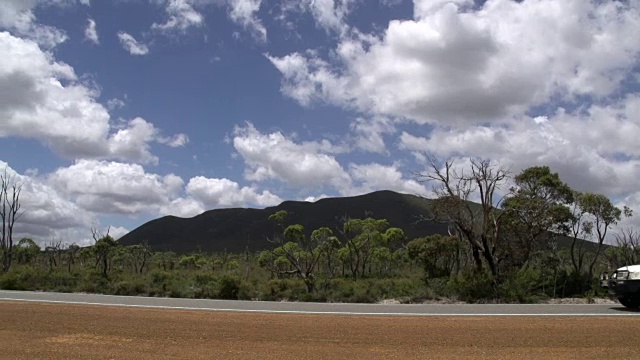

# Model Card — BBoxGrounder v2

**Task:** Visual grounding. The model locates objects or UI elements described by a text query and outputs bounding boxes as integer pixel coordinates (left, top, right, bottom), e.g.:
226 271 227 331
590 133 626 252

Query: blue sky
1 0 640 245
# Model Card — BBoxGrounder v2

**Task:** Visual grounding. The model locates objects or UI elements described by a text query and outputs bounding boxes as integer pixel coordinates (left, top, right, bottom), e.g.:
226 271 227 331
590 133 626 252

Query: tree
66 243 81 273
1 169 23 272
577 193 627 278
501 166 574 269
260 224 328 293
44 240 62 272
340 218 391 279
407 234 461 279
15 238 40 265
606 227 640 269
415 158 509 278
92 228 119 278
126 242 152 274
312 227 341 277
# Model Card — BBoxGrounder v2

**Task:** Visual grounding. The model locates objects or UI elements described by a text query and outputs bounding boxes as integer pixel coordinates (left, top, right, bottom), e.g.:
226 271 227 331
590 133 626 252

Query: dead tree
1 169 23 272
415 158 509 278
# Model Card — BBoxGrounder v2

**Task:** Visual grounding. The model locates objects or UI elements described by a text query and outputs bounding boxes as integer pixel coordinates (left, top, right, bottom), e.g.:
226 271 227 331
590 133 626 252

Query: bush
44 271 80 292
447 271 496 303
498 268 547 303
218 274 241 300
79 270 110 294
112 278 149 296
0 267 40 290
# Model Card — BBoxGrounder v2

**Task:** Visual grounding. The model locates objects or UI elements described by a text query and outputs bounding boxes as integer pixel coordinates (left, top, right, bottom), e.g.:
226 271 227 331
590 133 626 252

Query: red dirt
1 301 639 359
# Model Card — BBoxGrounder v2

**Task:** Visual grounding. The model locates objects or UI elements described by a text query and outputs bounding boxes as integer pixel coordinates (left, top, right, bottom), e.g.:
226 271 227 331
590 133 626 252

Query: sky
1 0 640 246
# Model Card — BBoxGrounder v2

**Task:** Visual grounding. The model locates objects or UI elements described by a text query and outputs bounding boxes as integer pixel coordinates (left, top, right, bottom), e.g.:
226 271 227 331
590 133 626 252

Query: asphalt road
1 289 638 316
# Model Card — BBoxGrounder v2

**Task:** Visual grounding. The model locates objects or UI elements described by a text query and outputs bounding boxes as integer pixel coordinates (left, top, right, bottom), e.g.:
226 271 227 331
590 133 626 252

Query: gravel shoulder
2 301 639 359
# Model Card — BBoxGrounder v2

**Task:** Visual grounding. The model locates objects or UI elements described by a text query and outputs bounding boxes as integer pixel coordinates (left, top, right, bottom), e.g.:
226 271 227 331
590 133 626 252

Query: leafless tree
1 169 23 272
415 157 509 278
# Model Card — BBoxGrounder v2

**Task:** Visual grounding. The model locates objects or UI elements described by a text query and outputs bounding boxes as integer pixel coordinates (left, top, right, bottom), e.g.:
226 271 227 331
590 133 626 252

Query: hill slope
118 190 448 252
119 190 601 253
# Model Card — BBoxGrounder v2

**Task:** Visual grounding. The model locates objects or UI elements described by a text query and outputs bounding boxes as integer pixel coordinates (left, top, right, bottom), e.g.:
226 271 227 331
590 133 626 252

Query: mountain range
118 190 448 252
119 190 598 253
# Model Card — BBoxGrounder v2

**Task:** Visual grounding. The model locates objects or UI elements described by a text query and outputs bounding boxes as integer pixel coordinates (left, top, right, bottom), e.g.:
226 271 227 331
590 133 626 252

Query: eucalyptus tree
415 158 509 278
15 238 40 265
407 234 461 279
501 166 574 270
339 218 404 279
259 224 328 293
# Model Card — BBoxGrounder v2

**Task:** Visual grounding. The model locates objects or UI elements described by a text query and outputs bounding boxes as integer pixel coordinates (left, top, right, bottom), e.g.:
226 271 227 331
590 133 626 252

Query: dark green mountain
118 190 448 252
118 190 600 253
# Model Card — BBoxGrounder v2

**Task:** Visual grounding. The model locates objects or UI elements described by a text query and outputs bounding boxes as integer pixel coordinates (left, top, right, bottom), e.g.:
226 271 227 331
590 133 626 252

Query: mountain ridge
118 190 448 252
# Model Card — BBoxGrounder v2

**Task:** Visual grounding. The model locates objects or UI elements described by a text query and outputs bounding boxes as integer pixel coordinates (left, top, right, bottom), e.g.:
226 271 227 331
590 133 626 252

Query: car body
605 265 640 308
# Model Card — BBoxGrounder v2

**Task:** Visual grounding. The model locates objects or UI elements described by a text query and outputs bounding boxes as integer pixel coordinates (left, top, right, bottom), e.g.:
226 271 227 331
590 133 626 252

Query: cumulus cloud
227 0 266 42
347 162 428 196
0 32 185 164
0 161 96 245
0 0 68 48
84 18 98 44
159 197 205 218
48 160 185 215
350 116 395 154
399 95 640 198
186 176 282 208
152 0 204 33
117 31 149 55
269 0 640 125
232 123 352 190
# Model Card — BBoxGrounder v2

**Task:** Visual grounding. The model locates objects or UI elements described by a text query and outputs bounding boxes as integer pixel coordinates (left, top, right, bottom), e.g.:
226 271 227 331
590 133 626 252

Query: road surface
0 289 638 316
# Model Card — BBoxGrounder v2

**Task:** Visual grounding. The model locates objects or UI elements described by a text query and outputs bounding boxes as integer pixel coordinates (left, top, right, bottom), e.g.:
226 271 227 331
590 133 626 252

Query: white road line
0 297 636 316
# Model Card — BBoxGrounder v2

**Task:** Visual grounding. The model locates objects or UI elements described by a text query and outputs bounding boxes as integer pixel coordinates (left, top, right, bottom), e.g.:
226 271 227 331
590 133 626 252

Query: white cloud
232 123 352 190
152 0 204 33
84 18 99 44
0 32 184 163
108 226 129 240
227 0 266 42
350 116 395 154
158 133 189 147
398 95 640 199
106 97 126 110
108 117 161 164
348 162 428 196
0 0 68 48
269 0 640 125
186 176 282 208
159 197 205 218
278 0 356 36
48 160 185 215
117 31 149 56
0 160 96 246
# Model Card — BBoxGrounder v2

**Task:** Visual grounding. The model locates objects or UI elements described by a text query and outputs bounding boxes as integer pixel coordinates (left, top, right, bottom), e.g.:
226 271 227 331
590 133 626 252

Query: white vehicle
602 265 640 309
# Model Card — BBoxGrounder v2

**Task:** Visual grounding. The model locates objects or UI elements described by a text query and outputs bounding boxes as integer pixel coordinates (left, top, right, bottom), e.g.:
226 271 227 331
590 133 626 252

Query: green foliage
218 274 241 300
0 180 628 304
407 234 460 279
447 271 496 303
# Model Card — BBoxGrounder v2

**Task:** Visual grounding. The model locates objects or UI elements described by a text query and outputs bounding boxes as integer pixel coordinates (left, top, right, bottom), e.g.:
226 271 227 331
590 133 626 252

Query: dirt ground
1 301 639 359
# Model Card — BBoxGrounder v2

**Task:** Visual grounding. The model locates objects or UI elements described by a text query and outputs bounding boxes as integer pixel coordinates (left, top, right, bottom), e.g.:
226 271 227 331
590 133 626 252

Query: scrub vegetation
1 162 637 303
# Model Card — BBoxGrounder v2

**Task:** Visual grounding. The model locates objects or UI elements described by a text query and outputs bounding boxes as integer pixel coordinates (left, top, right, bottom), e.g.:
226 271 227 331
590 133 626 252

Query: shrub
498 268 546 303
0 267 39 290
447 271 496 303
218 274 241 300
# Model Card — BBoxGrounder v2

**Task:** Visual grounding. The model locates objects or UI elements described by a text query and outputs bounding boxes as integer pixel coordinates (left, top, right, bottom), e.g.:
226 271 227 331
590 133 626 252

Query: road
0 289 638 316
